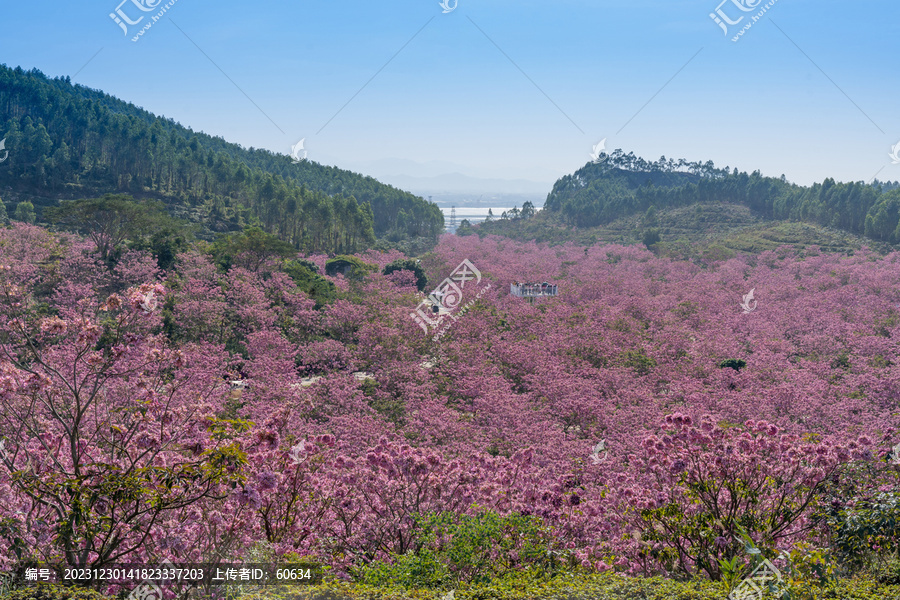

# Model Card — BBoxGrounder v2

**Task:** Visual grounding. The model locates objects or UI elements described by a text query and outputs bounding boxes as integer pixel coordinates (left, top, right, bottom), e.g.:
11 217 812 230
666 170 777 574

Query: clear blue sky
0 0 898 187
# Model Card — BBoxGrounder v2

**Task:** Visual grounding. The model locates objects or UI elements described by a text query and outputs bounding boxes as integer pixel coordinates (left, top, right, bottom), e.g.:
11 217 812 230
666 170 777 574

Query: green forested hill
543 149 900 244
0 64 443 253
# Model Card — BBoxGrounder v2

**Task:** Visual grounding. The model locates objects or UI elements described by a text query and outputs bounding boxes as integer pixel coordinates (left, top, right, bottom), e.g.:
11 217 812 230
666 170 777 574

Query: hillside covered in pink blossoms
1 223 898 584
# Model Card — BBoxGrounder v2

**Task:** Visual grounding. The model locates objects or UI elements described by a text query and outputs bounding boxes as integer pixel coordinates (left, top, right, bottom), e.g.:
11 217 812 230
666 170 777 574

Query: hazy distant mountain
376 172 552 196
315 156 556 196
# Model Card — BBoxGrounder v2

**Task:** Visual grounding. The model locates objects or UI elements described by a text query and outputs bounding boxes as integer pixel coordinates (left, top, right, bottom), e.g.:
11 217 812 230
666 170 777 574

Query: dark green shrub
718 359 747 372
325 256 377 280
619 349 656 375
823 491 900 579
383 259 428 292
295 258 320 273
283 260 337 308
642 228 661 248
831 351 851 370
456 220 474 236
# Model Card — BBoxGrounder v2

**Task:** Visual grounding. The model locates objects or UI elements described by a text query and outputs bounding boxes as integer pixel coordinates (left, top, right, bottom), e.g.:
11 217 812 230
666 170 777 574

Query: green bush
869 555 900 586
0 584 111 600
325 256 378 281
456 220 474 236
358 510 566 588
211 226 296 272
618 349 656 375
718 359 747 372
295 258 321 273
383 259 428 292
283 260 338 308
642 228 661 248
823 490 900 579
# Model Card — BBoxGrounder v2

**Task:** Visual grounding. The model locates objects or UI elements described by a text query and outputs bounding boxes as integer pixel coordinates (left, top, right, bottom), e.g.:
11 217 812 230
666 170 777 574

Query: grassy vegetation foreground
4 575 900 600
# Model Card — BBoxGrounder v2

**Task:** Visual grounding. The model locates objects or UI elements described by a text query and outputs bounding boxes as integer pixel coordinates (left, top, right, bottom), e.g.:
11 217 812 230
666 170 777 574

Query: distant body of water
441 206 541 231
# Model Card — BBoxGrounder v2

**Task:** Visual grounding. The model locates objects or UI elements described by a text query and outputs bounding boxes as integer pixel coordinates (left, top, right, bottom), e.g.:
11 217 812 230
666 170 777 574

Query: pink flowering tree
315 438 480 569
613 413 873 579
0 272 246 571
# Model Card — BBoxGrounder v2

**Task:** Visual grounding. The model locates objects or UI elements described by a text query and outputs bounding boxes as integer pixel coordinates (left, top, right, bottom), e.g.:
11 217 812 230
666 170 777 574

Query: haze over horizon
1 0 898 191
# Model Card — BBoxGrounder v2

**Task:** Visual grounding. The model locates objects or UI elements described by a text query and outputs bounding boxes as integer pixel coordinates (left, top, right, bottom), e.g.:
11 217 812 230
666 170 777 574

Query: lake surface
440 206 542 231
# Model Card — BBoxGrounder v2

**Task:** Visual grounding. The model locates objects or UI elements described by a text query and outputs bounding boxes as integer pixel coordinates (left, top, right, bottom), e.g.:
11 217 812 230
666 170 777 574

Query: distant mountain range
318 156 555 196
376 172 551 196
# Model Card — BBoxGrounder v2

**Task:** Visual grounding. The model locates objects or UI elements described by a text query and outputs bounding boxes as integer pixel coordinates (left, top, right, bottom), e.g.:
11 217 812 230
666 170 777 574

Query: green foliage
0 584 111 600
716 554 746 592
473 199 881 259
456 219 474 236
295 258 320 273
873 311 899 337
830 352 851 370
211 226 296 272
823 491 900 578
719 359 747 372
13 201 35 224
617 349 656 375
700 244 735 263
672 301 700 319
383 259 428 292
869 556 900 586
325 255 378 281
233 573 900 600
569 345 608 369
358 510 565 588
45 194 179 262
499 204 539 221
783 542 838 590
126 222 193 271
282 260 337 308
642 228 661 248
864 190 900 243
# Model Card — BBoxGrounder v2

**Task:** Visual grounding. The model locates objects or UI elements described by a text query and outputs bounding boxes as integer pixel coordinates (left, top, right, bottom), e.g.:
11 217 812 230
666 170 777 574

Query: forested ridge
546 149 900 243
0 64 443 253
